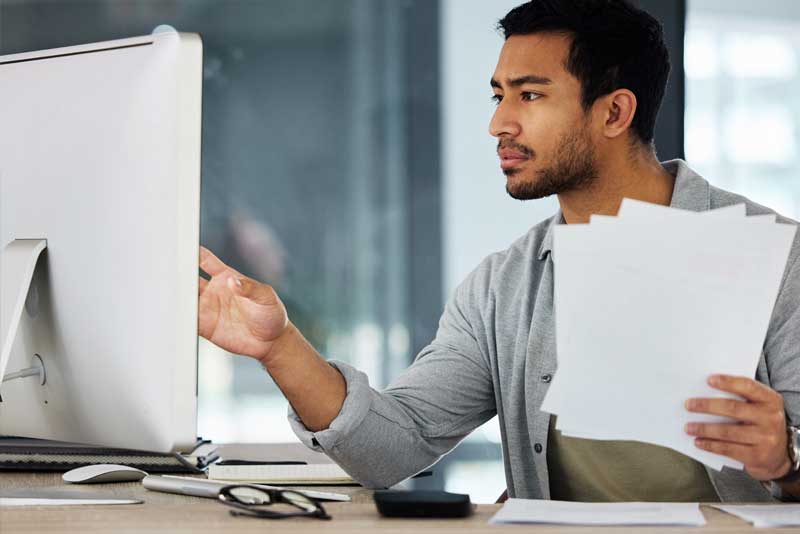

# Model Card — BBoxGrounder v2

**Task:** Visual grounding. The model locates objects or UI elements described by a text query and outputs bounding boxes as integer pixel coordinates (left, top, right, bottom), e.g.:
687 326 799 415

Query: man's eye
491 94 503 105
522 92 541 101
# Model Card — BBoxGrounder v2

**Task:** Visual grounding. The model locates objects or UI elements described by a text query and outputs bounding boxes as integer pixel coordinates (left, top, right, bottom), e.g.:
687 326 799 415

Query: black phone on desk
374 490 473 518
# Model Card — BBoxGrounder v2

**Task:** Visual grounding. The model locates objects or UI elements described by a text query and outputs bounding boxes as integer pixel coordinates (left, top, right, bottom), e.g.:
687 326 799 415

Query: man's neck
557 149 675 225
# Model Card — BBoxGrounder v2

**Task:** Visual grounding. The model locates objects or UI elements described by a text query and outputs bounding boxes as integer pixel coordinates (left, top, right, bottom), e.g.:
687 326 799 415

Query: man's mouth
498 149 530 171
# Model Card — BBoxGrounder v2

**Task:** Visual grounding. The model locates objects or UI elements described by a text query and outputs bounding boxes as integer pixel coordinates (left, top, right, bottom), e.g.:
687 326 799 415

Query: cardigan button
534 443 543 453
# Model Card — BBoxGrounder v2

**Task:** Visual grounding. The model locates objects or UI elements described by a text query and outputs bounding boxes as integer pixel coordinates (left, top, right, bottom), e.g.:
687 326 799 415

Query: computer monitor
0 27 202 453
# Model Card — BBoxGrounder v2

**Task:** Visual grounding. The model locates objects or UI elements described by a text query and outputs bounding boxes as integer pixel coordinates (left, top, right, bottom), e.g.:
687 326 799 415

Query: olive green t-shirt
548 417 721 502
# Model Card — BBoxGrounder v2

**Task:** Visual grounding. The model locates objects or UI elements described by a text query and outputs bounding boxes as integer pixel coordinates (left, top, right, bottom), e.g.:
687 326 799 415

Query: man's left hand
685 374 791 481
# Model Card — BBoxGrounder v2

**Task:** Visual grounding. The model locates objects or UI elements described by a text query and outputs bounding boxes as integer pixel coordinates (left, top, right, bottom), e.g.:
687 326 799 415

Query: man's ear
596 89 637 140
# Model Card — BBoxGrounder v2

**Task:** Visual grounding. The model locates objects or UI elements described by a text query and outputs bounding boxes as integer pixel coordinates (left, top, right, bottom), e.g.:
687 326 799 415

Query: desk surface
0 472 784 534
0 443 790 533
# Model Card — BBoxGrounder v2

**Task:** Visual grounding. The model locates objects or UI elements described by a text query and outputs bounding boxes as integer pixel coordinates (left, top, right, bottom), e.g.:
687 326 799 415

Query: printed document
489 499 706 526
713 504 800 528
540 200 797 471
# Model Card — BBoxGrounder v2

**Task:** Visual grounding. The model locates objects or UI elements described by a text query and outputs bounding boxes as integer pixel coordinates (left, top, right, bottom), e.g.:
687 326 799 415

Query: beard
504 128 599 201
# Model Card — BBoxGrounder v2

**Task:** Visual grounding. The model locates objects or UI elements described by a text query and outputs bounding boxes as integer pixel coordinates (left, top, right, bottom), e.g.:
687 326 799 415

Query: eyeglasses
217 484 331 520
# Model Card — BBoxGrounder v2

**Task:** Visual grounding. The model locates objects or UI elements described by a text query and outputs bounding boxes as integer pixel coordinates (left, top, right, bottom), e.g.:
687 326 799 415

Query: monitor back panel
0 30 202 452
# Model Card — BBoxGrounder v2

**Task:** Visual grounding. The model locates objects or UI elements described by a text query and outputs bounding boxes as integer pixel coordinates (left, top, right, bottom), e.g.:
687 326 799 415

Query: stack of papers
489 499 706 526
541 199 796 470
712 504 800 527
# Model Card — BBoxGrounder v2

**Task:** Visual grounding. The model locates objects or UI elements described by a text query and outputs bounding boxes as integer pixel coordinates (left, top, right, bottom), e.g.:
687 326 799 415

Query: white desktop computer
0 27 202 453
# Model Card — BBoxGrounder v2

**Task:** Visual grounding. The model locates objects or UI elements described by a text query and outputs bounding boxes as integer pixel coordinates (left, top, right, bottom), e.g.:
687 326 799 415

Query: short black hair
498 0 670 146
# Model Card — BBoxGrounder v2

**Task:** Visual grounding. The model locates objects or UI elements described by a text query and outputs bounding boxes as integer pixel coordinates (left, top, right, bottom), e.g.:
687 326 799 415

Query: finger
693 438 753 464
198 276 209 296
685 422 762 445
685 397 760 423
199 246 229 277
707 375 779 404
228 276 278 306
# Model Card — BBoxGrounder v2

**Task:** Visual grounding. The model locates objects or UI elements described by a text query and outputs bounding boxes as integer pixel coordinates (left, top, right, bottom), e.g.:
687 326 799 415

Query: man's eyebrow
490 74 553 88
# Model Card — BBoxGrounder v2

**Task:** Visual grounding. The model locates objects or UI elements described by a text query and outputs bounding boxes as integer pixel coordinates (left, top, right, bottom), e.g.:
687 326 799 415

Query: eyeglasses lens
281 491 319 513
228 487 273 506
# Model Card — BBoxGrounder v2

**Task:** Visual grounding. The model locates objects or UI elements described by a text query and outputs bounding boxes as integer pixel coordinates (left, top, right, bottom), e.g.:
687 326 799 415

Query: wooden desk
0 444 785 533
0 471 779 533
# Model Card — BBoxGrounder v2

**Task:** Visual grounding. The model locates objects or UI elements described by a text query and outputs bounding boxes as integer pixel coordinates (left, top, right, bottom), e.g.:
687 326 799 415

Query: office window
686 0 800 218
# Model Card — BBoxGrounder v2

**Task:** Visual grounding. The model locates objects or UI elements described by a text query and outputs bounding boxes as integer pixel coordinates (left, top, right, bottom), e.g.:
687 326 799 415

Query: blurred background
1 0 797 503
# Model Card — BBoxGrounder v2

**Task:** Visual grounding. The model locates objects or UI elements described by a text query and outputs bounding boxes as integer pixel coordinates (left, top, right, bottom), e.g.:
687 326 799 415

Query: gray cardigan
290 159 800 502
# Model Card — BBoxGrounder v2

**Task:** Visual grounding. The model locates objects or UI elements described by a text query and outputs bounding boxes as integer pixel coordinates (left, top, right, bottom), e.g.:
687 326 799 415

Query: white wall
441 0 558 296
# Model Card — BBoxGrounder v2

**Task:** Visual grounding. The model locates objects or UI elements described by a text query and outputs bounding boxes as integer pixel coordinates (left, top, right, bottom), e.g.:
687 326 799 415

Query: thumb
227 275 278 306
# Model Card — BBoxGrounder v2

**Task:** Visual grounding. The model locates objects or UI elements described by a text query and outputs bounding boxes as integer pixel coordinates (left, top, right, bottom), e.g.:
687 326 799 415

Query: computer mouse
62 464 148 484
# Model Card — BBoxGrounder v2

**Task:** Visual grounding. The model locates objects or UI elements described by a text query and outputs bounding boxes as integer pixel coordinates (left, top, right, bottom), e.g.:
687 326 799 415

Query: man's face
490 33 599 200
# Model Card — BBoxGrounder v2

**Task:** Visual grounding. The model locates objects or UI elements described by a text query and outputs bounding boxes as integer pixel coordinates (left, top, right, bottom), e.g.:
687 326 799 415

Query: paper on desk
712 504 800 528
0 489 141 506
541 200 797 471
0 497 141 506
489 499 706 526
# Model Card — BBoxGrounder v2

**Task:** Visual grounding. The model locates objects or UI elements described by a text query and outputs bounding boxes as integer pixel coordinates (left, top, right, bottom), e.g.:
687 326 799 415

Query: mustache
497 139 535 158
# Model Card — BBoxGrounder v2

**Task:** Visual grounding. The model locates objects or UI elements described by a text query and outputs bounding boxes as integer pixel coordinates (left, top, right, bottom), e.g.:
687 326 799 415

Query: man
198 0 800 502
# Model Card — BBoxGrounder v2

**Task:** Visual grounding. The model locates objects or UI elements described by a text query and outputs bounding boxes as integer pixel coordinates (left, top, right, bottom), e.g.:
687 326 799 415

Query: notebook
208 463 355 485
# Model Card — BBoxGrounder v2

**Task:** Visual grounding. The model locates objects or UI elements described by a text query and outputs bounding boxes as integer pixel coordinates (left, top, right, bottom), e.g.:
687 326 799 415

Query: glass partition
0 0 437 444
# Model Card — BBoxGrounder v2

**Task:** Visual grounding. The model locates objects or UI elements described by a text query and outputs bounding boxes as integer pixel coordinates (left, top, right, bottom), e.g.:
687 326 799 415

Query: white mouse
63 464 148 484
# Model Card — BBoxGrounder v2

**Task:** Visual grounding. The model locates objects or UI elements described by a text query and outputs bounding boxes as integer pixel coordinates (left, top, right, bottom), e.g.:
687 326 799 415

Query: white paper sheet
541 199 797 471
713 504 800 528
489 499 706 526
0 498 141 506
617 198 746 220
0 488 143 506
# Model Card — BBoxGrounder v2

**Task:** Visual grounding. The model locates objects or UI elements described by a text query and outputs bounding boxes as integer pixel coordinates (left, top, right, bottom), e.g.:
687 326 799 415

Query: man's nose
489 101 522 139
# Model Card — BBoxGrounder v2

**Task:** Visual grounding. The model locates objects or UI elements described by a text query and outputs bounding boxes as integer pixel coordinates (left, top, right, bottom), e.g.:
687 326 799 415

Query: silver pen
142 475 351 502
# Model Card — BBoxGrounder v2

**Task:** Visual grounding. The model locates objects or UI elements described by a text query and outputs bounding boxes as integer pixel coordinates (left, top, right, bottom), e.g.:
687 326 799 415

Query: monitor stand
1 239 48 390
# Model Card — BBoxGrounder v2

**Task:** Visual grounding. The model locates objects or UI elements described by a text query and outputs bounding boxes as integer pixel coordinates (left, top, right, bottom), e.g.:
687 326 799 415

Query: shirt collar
537 211 563 261
536 159 710 261
664 158 711 212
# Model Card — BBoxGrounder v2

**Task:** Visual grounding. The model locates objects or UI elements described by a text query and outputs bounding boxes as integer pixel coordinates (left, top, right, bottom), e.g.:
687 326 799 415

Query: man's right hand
198 246 289 363
197 246 346 432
